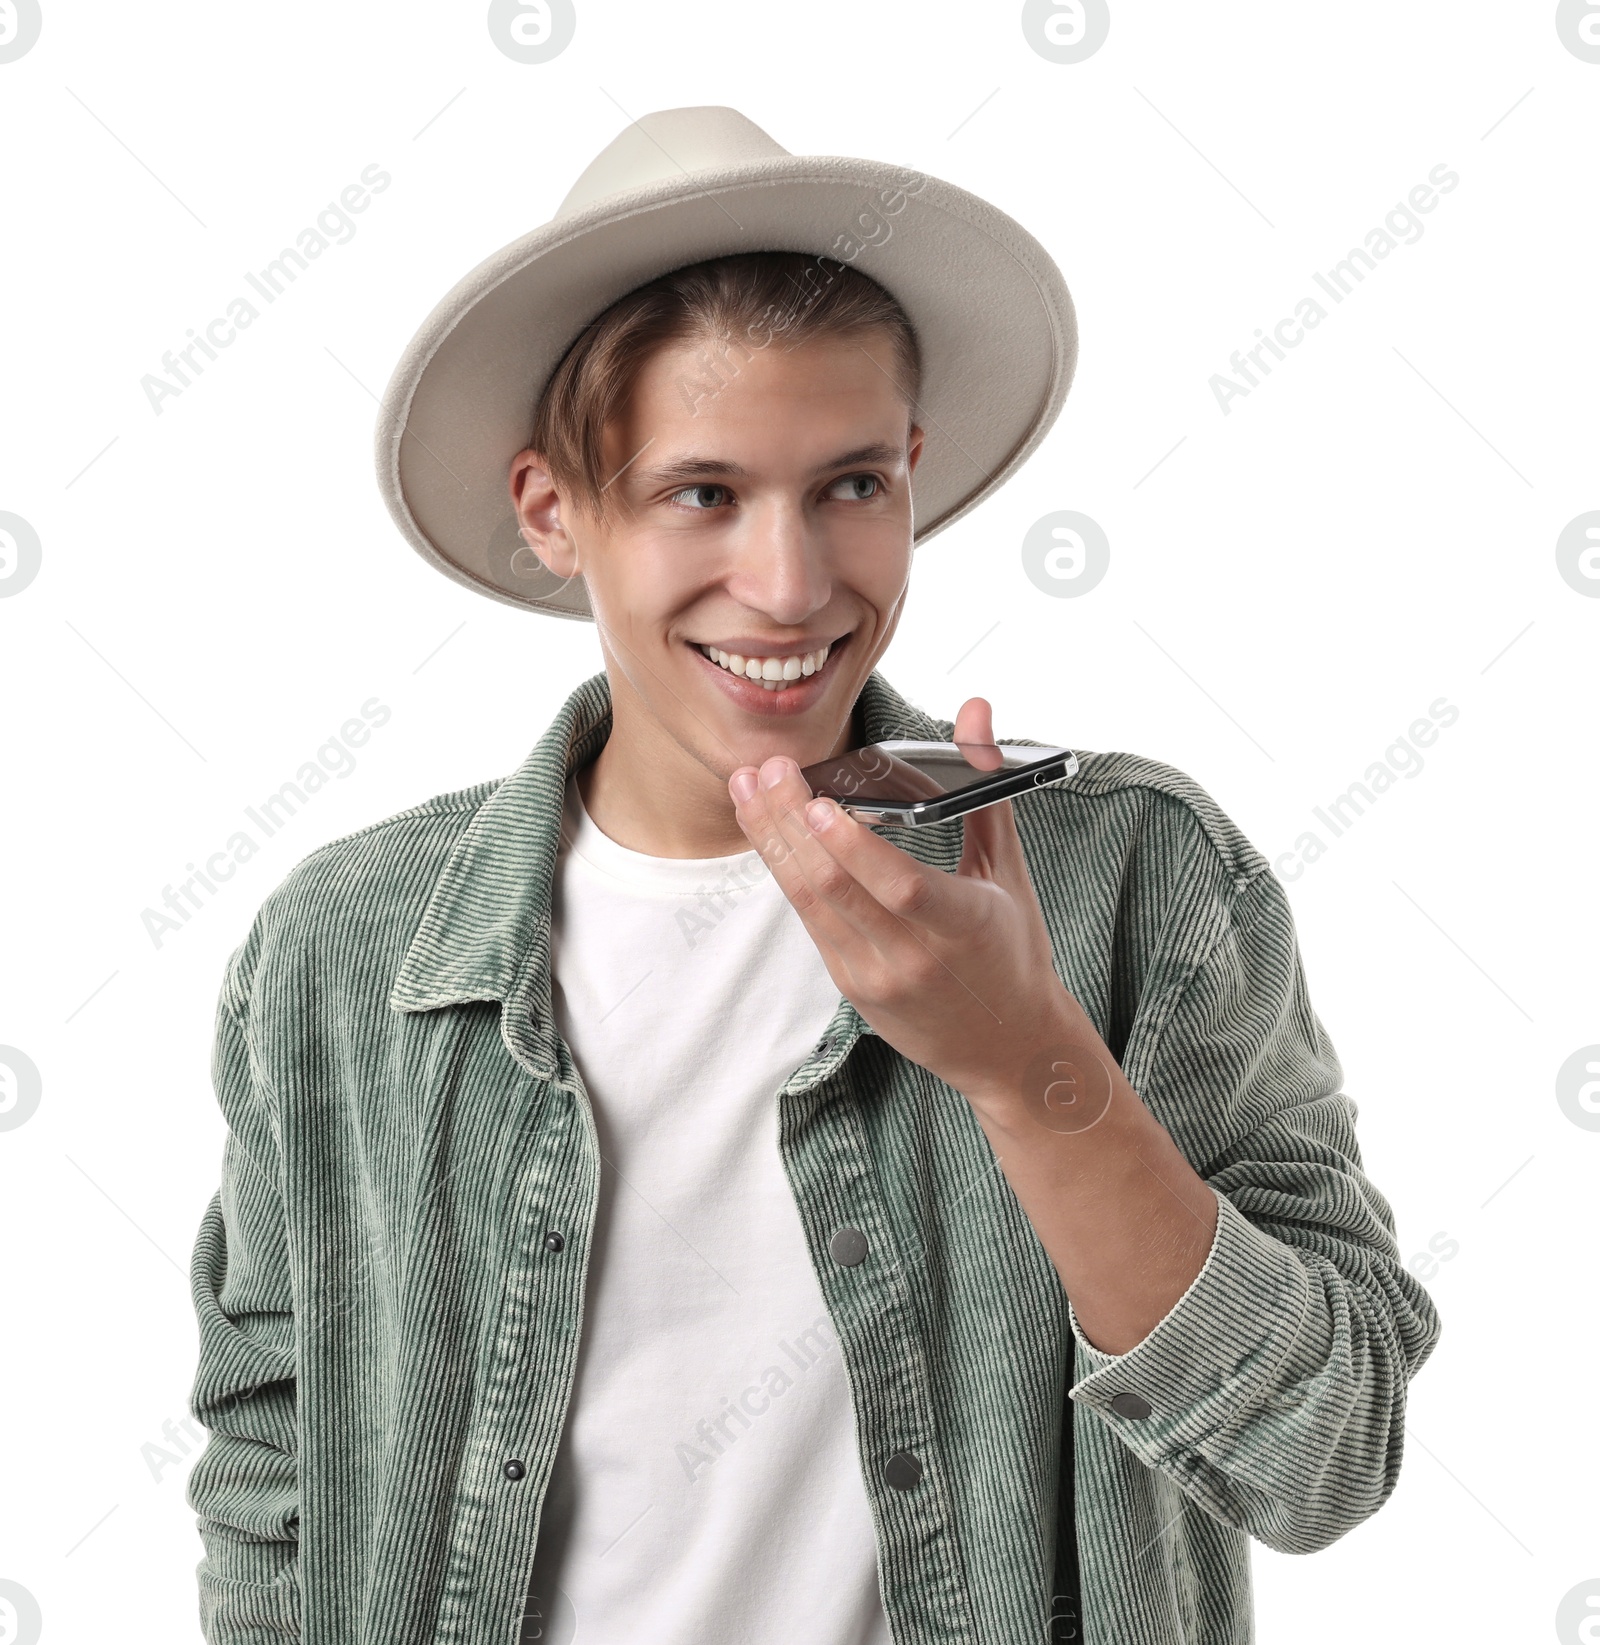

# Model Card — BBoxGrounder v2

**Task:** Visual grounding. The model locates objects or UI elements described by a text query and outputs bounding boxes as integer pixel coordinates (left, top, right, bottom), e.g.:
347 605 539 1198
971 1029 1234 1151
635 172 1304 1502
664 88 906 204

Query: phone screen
801 740 1060 806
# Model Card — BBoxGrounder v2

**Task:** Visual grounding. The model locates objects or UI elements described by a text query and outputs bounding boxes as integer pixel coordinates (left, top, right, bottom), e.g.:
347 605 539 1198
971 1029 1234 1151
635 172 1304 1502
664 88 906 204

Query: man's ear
508 449 581 579
906 422 926 477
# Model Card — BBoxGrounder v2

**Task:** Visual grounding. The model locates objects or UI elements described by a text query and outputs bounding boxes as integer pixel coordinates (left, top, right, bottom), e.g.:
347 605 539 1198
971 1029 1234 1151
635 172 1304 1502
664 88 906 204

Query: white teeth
699 641 834 688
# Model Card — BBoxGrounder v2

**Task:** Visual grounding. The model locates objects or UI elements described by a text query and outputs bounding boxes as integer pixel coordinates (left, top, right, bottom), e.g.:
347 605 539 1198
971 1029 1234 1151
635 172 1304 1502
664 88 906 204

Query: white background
2 2 1596 1640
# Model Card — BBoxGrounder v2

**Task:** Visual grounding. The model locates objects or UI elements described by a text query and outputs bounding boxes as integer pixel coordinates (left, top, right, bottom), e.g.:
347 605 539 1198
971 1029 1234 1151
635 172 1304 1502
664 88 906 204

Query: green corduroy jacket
186 668 1441 1645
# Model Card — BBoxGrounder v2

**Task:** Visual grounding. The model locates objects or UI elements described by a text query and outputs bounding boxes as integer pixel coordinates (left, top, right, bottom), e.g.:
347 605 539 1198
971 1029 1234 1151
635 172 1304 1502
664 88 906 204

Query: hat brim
375 155 1076 620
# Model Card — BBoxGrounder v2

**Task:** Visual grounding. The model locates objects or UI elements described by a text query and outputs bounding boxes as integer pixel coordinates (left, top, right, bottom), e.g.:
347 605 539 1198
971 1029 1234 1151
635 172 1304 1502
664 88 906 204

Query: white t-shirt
523 774 893 1645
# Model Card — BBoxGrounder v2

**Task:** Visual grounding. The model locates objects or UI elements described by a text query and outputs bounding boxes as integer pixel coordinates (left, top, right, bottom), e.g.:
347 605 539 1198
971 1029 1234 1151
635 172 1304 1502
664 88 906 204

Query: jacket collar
387 667 947 1077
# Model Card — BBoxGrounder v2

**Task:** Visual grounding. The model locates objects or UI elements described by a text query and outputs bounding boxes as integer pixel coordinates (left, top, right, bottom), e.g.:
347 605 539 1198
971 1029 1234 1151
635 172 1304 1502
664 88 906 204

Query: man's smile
689 632 851 714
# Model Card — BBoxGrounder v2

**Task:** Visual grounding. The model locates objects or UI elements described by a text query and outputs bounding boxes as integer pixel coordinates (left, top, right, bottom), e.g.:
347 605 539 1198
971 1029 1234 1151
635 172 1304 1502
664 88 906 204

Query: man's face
513 329 924 781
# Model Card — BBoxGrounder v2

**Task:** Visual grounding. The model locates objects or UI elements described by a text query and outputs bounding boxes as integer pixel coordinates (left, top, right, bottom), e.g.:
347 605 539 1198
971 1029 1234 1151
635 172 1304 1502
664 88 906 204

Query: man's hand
727 697 1082 1111
729 695 1219 1356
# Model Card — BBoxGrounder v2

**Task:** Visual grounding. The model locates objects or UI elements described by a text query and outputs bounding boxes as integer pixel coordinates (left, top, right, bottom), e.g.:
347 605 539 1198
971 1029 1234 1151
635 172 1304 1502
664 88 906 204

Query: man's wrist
961 992 1121 1138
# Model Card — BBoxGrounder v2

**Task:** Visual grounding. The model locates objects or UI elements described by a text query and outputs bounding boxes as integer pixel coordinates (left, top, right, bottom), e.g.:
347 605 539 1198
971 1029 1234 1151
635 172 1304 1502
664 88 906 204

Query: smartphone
798 739 1079 827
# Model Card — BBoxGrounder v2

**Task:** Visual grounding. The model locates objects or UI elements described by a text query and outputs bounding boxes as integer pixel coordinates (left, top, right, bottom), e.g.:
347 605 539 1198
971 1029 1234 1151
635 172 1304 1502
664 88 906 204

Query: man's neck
577 677 762 858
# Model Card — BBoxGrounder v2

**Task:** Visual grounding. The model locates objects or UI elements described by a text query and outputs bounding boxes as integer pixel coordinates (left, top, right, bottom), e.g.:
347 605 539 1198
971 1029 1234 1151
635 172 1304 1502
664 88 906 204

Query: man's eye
671 483 732 509
827 473 882 501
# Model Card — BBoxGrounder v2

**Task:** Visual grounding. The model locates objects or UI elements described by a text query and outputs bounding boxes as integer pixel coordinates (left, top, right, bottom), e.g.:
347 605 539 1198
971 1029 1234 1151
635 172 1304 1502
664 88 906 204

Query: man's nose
725 499 832 626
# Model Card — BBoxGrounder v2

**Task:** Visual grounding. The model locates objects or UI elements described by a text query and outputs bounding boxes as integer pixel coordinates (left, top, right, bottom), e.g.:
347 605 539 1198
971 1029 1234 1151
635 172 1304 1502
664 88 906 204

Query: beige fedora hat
374 104 1077 621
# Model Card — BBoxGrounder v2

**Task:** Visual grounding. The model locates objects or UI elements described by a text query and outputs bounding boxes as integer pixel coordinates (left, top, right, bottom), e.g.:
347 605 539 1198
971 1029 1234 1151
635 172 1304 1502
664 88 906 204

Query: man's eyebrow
629 442 906 489
629 455 750 488
807 441 905 477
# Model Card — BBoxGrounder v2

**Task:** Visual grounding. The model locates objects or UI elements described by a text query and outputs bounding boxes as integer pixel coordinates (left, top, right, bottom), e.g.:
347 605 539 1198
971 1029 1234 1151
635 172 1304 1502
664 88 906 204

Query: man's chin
708 699 860 784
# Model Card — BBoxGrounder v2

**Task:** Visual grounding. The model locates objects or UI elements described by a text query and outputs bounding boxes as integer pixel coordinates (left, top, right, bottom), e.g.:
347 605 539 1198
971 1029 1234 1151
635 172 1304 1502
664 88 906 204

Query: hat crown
555 105 791 219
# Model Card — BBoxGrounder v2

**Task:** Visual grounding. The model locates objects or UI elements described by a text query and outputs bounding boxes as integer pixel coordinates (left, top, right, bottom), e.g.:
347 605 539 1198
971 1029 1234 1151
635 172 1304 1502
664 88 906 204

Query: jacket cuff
197 1535 301 1642
1067 1188 1312 1464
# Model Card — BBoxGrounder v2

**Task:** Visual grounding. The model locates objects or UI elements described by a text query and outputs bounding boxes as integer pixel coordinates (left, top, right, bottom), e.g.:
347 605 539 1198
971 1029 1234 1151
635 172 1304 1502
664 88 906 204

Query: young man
186 108 1441 1645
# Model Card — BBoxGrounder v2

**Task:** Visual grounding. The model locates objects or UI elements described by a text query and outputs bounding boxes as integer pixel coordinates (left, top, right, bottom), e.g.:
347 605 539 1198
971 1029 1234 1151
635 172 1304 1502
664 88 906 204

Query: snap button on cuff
1108 1392 1153 1419
543 1230 566 1253
503 1459 527 1481
828 1227 869 1267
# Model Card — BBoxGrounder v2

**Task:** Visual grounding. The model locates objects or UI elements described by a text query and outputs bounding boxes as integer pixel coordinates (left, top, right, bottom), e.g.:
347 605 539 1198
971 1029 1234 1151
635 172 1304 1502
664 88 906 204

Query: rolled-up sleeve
1067 861 1442 1555
186 944 301 1640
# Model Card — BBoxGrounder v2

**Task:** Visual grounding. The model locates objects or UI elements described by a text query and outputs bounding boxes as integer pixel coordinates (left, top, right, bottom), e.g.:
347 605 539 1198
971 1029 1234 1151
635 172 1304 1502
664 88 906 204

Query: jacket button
882 1450 922 1491
1108 1392 1152 1419
503 1459 526 1481
828 1227 869 1267
543 1230 566 1253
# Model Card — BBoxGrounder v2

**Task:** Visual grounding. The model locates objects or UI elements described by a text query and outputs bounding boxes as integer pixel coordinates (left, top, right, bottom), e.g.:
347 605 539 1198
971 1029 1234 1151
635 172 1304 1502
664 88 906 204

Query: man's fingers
948 694 1037 887
952 695 994 747
749 761 917 946
729 765 884 954
730 765 822 887
960 781 1041 882
753 756 984 943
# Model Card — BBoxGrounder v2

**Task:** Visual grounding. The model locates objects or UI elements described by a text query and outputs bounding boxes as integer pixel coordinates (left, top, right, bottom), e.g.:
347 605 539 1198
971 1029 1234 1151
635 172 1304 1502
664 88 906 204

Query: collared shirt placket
777 1018 981 1645
434 949 604 1643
